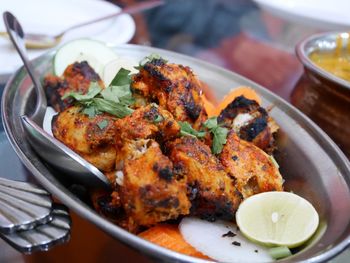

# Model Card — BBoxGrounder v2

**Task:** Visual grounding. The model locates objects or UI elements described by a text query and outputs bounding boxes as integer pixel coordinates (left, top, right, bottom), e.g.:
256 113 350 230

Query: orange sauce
309 34 350 82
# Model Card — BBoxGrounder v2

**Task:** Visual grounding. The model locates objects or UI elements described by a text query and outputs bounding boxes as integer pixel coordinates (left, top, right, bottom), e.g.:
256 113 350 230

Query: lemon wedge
236 191 319 248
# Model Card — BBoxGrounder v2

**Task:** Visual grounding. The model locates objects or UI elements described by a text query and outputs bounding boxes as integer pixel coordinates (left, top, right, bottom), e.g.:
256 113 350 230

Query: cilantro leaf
92 98 134 118
203 117 228 154
203 117 218 130
211 126 228 154
101 85 128 102
60 68 135 119
82 106 100 118
179 121 206 138
153 115 164 123
110 68 131 86
118 93 135 106
136 53 168 69
62 82 101 101
97 119 109 130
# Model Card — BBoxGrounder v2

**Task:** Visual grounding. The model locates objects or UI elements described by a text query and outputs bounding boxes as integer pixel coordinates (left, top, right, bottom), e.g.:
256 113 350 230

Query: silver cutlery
1 204 71 253
3 11 110 189
0 178 52 234
0 178 71 253
0 0 163 49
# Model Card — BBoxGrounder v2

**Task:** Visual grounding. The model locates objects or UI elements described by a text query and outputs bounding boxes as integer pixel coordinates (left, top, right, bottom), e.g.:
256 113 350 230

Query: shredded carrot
139 224 211 260
200 81 219 105
214 86 262 116
201 94 217 117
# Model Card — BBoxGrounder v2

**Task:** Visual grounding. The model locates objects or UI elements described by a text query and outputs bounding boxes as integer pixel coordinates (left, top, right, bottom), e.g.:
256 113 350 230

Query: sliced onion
179 217 273 263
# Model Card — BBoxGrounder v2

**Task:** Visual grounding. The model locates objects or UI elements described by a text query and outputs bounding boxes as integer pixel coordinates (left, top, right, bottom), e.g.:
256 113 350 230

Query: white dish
253 0 350 30
0 0 135 83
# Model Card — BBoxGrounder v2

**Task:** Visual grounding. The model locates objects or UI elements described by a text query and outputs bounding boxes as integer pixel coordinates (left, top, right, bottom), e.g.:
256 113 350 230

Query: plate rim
0 0 136 81
2 43 350 262
253 0 350 29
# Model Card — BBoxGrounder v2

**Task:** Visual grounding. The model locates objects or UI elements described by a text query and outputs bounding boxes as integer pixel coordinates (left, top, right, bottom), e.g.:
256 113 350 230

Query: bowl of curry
292 32 350 158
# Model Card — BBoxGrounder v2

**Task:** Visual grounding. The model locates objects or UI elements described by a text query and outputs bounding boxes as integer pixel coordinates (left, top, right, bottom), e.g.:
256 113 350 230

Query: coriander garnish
153 115 164 123
61 68 134 118
136 53 168 70
203 116 228 154
62 81 101 101
179 121 206 138
82 106 99 118
97 119 108 130
109 68 131 86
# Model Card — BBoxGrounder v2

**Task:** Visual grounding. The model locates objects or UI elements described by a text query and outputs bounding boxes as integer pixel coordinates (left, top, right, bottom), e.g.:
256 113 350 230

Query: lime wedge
236 191 319 248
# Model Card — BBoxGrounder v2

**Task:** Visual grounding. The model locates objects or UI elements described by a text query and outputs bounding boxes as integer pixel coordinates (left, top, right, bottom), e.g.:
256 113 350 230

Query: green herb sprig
203 117 229 155
97 119 109 130
178 121 206 138
61 68 134 118
135 53 168 70
178 117 228 155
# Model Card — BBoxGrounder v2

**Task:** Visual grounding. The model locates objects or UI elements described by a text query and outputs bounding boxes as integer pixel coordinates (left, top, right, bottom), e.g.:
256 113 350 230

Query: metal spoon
3 11 110 189
1 0 163 49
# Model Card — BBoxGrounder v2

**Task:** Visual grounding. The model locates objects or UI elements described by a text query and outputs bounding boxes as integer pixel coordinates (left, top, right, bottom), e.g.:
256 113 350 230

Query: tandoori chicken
46 56 283 234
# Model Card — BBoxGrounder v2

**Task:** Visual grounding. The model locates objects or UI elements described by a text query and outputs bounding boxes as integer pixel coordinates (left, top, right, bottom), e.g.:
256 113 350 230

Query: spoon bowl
3 11 110 189
23 33 63 49
20 116 110 188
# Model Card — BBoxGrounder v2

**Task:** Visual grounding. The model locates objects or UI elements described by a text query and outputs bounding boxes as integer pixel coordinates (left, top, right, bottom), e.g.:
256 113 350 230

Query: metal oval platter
2 44 350 262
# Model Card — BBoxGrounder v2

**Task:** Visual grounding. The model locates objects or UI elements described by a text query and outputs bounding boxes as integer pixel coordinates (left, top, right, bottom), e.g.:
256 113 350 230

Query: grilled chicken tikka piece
218 95 278 153
114 104 180 143
44 61 103 112
113 140 190 232
131 59 207 129
52 105 117 172
167 136 242 221
107 105 190 231
219 131 283 199
114 104 180 171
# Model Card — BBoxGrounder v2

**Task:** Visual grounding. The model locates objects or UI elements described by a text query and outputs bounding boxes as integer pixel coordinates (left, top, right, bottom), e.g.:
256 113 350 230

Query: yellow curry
309 35 350 82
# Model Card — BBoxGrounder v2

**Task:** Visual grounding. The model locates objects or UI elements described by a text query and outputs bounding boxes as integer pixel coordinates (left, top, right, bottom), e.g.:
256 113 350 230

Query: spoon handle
3 12 47 125
60 0 164 36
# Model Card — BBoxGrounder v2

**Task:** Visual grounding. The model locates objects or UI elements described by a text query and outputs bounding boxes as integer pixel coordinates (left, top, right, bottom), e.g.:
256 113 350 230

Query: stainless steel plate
2 44 350 262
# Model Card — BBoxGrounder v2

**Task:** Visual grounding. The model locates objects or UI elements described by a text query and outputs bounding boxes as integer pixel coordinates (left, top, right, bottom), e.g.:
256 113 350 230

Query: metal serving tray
2 44 350 262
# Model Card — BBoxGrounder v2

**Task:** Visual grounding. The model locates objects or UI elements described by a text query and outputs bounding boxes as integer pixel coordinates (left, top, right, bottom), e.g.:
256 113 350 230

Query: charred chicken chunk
132 59 207 129
52 105 117 172
167 136 242 221
44 61 103 112
91 189 127 226
218 95 278 153
91 189 140 232
119 140 190 232
113 104 181 171
219 131 283 199
114 104 180 144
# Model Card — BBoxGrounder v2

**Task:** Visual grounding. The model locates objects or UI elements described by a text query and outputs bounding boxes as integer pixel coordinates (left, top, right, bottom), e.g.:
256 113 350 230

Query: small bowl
292 32 350 158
